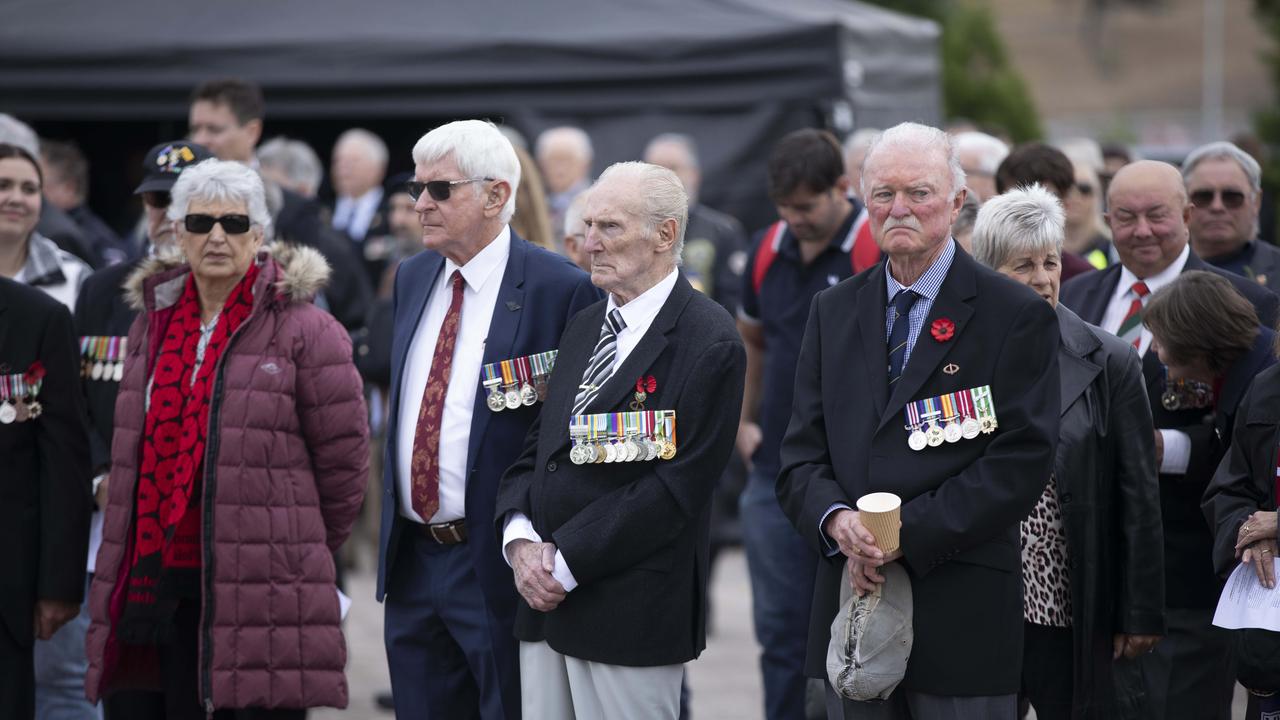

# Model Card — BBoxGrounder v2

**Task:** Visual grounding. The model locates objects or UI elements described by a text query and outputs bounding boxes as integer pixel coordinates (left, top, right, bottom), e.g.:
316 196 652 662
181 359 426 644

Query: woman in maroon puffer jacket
83 159 369 718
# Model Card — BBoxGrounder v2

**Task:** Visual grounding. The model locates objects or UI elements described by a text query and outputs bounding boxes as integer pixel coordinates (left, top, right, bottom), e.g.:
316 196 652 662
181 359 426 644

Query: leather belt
417 518 468 545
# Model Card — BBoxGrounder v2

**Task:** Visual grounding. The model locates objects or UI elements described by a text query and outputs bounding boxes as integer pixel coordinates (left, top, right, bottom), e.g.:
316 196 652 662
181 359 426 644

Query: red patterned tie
1116 281 1150 349
410 270 465 520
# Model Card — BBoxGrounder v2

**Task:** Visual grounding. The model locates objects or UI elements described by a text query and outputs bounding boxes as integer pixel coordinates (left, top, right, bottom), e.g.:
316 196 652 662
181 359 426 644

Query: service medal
660 440 677 460
907 430 927 452
980 416 997 434
25 400 40 419
1161 389 1180 411
487 389 507 412
625 439 640 462
961 418 981 440
569 445 582 465
605 442 618 463
594 443 608 464
504 388 522 411
520 383 538 407
943 422 962 444
91 361 104 381
926 424 945 447
113 362 124 382
583 444 598 464
0 402 13 424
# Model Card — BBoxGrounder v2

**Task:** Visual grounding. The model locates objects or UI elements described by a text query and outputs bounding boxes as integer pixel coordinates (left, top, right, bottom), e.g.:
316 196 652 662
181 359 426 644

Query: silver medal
0 402 14 424
504 388 522 411
961 418 981 440
907 430 927 451
943 422 962 444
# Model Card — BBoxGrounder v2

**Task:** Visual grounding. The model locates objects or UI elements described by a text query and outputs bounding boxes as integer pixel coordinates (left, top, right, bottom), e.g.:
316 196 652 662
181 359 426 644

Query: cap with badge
134 140 214 195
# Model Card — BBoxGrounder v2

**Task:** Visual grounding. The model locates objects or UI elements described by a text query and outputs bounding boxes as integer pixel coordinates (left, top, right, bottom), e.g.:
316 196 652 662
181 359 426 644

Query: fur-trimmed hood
123 243 331 312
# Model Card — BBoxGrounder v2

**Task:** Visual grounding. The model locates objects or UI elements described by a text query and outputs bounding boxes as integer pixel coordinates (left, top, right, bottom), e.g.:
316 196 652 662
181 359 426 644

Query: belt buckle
429 521 463 544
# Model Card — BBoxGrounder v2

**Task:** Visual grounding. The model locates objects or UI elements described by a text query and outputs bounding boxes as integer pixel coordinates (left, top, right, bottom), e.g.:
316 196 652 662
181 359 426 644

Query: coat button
546 461 558 473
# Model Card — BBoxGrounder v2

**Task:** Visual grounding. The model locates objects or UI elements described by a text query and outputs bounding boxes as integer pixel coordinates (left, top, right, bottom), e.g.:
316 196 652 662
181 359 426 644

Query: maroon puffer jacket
84 245 369 711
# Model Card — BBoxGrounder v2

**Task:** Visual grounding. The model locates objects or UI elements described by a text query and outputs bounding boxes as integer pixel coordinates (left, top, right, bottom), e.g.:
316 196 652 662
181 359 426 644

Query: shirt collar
780 204 857 260
885 238 956 303
1118 242 1189 296
607 268 680 330
17 233 68 288
444 225 511 293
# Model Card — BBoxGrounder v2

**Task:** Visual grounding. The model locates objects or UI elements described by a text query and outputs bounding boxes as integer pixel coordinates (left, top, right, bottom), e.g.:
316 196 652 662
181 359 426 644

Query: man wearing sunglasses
377 120 598 720
1184 141 1280 290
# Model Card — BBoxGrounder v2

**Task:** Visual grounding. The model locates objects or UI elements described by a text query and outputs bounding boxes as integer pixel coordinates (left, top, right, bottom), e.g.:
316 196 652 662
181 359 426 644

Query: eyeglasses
142 191 171 209
1189 188 1247 210
1074 183 1094 196
405 177 493 202
184 214 251 234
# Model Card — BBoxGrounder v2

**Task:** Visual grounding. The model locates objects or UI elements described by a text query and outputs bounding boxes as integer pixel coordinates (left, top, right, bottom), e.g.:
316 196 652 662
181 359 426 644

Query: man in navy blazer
376 120 598 720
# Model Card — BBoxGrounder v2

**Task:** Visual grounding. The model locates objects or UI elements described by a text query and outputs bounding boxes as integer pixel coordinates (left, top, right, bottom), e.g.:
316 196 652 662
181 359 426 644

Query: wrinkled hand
1113 633 1161 660
1153 429 1164 468
736 422 762 466
825 510 900 596
1239 538 1279 590
509 540 566 612
1236 511 1279 553
33 600 79 640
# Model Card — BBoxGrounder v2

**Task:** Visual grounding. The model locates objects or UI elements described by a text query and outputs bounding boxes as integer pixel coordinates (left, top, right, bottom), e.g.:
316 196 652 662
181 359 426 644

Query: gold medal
660 440 677 460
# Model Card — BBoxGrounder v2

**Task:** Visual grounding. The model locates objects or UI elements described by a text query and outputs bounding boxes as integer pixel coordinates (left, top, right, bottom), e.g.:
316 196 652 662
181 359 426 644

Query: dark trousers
0 618 35 720
1116 606 1234 720
384 529 518 720
824 683 1017 720
741 469 818 720
102 602 305 720
1020 622 1073 720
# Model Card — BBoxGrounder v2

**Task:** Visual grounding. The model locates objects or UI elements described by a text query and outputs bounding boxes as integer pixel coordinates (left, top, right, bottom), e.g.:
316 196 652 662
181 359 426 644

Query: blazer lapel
465 237 529 468
390 253 445 409
879 252 977 433
1076 266 1120 326
542 301 606 453
855 269 890 420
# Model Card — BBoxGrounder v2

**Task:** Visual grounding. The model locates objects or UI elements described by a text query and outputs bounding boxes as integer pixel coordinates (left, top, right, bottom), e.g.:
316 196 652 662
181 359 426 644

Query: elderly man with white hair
536 126 593 241
955 131 1009 202
1183 141 1280 289
330 128 389 244
777 122 1061 719
495 161 745 719
376 120 597 720
972 185 1164 720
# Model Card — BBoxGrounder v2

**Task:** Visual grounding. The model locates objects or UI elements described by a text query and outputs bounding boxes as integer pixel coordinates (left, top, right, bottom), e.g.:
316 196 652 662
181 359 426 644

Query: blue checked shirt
819 238 957 555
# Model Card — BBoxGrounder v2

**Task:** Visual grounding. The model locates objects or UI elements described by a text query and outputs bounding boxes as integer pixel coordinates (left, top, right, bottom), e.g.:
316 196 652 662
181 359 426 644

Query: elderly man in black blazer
494 161 745 719
778 122 1061 720
0 277 92 719
1059 160 1280 720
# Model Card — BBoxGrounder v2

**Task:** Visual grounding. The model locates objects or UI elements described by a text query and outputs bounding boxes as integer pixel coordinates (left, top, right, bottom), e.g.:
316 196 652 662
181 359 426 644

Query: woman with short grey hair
973 184 1165 719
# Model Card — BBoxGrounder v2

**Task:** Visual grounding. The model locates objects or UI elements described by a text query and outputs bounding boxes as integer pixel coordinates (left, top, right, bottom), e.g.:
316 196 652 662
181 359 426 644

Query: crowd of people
2 74 1280 720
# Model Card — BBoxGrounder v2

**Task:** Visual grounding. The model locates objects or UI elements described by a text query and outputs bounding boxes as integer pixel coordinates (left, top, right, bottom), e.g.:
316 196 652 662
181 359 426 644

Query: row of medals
0 396 42 424
486 376 548 412
1161 379 1213 411
907 415 995 451
83 359 125 382
570 433 676 465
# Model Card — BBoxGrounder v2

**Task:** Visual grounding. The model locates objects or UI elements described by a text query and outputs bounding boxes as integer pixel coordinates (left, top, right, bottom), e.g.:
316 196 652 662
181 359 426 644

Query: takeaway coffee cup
857 492 902 554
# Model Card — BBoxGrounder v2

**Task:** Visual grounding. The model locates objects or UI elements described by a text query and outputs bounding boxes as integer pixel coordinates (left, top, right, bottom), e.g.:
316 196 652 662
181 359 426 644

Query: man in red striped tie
1060 160 1279 720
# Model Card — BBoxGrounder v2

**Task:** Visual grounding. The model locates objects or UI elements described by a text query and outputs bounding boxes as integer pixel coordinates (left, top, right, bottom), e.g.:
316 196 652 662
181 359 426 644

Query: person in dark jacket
0 277 92 720
1183 141 1280 290
41 139 131 266
84 159 369 717
972 185 1165 720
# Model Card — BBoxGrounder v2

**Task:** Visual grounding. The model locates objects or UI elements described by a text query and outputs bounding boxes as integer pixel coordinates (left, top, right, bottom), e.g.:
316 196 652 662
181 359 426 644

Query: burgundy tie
410 270 465 521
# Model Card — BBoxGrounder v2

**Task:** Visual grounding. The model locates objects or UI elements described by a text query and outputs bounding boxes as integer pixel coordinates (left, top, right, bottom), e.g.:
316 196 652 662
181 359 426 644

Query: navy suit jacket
376 232 600 628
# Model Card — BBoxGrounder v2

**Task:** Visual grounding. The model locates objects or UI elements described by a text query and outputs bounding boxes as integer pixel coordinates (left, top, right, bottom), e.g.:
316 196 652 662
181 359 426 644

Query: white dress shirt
502 268 680 592
396 226 511 524
1099 243 1191 474
332 187 384 242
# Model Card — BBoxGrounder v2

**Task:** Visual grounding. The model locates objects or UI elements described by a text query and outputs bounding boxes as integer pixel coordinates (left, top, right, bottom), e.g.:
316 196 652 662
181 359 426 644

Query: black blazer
1204 362 1280 578
73 259 141 472
0 278 92 647
494 274 746 667
776 247 1061 695
1060 252 1280 608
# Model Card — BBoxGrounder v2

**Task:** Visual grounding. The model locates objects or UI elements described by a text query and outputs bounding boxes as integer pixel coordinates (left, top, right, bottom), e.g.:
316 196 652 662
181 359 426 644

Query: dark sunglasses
184 213 251 234
1189 188 1247 210
1074 182 1094 196
405 177 493 202
142 191 171 209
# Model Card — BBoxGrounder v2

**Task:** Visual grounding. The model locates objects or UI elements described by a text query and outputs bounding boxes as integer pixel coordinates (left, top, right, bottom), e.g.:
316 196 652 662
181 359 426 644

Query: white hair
1056 138 1105 174
167 159 273 240
596 161 688 263
862 122 967 200
844 128 881 156
644 133 700 171
0 114 39 157
972 183 1065 269
1183 141 1263 195
563 190 589 237
334 127 388 168
954 131 1010 175
536 126 594 163
258 136 323 196
412 120 521 223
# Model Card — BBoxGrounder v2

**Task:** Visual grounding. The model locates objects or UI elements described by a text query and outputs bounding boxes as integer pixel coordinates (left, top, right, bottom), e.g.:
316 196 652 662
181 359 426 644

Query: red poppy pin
930 318 955 343
24 360 46 383
631 375 657 410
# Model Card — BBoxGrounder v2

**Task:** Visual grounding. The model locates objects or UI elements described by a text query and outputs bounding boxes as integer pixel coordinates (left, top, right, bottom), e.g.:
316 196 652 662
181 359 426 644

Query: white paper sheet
338 588 352 621
1211 559 1280 632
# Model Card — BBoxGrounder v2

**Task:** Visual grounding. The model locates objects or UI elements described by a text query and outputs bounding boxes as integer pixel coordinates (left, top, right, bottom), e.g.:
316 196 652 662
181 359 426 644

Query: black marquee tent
0 0 939 232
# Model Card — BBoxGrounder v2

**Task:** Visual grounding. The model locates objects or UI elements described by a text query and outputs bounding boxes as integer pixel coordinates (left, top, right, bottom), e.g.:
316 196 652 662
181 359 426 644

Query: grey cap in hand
827 561 913 702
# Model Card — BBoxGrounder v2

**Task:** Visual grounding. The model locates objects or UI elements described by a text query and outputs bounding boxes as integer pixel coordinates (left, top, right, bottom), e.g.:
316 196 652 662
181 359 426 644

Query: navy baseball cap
134 141 214 194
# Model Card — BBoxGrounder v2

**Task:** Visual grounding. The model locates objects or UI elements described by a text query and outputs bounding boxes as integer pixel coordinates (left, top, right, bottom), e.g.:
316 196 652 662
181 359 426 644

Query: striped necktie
573 309 627 414
887 289 920 384
1116 281 1150 349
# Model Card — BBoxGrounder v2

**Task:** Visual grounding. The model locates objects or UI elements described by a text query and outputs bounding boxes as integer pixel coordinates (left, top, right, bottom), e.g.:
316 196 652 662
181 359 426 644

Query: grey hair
258 136 323 196
1182 141 1262 195
861 122 967 200
644 133 700 171
167 159 273 240
954 131 1010 175
972 183 1065 269
0 114 39 157
536 126 593 163
951 192 981 238
335 127 388 168
412 120 521 223
596 161 688 264
563 189 589 237
843 128 881 156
